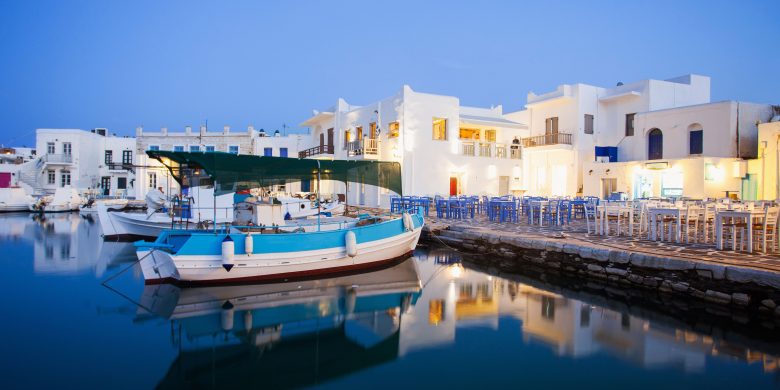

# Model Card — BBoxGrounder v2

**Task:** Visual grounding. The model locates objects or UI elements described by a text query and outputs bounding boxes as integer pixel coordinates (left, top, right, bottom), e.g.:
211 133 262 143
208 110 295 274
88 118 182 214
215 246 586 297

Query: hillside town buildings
2 73 778 206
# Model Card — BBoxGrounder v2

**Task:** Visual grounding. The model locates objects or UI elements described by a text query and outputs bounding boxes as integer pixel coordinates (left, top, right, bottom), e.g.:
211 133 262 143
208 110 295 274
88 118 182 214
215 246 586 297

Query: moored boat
0 187 34 212
133 150 415 285
29 187 83 213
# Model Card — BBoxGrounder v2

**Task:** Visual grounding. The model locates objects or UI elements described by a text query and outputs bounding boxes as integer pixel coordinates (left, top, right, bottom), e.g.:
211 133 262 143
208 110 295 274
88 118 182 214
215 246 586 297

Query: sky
1 0 778 147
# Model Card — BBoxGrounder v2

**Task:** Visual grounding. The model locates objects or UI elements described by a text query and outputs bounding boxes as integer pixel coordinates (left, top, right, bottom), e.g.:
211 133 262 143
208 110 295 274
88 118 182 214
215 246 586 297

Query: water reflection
136 259 421 388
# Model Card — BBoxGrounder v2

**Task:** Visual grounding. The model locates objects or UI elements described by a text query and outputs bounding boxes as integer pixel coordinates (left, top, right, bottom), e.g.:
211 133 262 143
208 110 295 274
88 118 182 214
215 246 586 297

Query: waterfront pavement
418 212 780 274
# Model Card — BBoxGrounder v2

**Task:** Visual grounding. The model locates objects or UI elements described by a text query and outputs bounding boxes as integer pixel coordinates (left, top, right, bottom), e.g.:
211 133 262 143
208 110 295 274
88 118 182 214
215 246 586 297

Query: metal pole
213 180 217 234
316 161 322 231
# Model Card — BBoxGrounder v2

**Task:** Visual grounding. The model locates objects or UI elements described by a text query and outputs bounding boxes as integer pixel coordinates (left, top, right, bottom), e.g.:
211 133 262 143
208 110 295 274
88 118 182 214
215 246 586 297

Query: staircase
17 159 46 195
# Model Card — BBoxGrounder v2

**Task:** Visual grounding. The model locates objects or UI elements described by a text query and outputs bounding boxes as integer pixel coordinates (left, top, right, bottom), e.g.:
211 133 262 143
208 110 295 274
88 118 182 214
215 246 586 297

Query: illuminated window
429 299 445 325
388 122 400 138
484 130 496 142
343 129 351 148
355 126 363 140
369 122 377 139
459 128 480 140
433 118 447 140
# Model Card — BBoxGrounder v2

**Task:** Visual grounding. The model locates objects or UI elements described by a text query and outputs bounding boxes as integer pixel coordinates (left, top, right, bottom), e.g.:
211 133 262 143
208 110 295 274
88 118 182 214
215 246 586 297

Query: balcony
510 148 521 159
462 141 475 156
298 144 334 158
521 132 572 148
459 141 515 159
43 153 72 164
107 162 134 173
347 138 379 158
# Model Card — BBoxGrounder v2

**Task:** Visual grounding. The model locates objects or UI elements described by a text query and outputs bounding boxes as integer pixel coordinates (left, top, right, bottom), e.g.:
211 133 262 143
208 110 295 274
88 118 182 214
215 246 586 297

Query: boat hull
138 216 423 285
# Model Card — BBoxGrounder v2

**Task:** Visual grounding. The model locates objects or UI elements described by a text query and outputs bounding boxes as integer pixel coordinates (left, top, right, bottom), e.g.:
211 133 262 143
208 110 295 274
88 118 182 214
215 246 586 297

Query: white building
17 128 136 197
133 125 305 199
0 146 37 188
299 85 528 207
506 74 776 200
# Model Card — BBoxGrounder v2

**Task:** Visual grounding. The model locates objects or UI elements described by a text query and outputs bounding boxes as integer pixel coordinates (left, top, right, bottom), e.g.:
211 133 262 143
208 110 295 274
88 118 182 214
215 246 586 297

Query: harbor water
0 213 778 389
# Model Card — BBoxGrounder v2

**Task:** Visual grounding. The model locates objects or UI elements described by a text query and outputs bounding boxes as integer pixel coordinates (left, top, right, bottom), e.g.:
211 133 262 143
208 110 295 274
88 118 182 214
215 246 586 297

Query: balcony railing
460 141 516 159
107 162 134 172
43 153 72 164
347 138 379 157
521 132 572 148
298 144 334 158
478 142 492 157
462 141 475 156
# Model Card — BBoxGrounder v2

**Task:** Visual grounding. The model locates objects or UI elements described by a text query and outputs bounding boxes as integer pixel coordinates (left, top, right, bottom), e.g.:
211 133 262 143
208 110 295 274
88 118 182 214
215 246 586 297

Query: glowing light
448 264 464 278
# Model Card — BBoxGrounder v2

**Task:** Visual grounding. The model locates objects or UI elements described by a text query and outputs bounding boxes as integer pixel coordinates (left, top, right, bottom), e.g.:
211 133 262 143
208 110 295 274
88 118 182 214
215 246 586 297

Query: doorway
101 176 111 196
601 178 617 199
498 176 509 196
327 128 334 151
449 177 459 196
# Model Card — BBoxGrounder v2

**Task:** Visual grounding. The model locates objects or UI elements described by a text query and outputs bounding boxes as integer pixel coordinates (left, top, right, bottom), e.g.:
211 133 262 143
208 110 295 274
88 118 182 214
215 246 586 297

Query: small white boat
0 187 34 212
79 198 129 216
30 187 83 213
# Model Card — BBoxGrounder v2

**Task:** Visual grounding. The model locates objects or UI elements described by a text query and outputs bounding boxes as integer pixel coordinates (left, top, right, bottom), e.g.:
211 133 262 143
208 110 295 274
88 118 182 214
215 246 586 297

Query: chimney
199 125 206 135
248 125 255 136
184 126 191 135
135 126 143 137
223 125 230 135
161 127 168 136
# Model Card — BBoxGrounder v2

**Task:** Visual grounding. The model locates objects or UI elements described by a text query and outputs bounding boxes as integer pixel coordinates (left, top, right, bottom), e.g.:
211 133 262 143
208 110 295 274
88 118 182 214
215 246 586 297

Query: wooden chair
753 206 779 254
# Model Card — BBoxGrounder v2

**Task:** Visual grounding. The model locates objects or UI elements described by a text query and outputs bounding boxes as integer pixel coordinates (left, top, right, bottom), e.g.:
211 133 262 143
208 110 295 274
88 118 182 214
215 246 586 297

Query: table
599 205 635 237
715 210 764 251
648 207 681 242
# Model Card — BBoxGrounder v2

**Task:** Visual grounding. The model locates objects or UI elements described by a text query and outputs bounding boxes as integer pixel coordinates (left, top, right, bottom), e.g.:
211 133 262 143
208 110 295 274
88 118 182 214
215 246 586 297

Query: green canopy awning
147 151 403 195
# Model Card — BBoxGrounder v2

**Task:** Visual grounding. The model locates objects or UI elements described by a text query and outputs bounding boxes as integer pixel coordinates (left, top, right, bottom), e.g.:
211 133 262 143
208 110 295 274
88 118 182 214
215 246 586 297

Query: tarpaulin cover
147 151 403 195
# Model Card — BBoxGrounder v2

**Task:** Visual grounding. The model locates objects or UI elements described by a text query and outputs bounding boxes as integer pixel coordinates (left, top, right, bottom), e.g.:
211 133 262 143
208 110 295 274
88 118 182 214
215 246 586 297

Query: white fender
221 306 235 331
244 234 253 256
222 236 235 271
345 231 357 257
403 213 414 232
345 287 357 314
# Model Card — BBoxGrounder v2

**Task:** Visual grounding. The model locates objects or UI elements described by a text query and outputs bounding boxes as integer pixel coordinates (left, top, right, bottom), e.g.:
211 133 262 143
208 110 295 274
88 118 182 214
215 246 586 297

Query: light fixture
645 162 669 170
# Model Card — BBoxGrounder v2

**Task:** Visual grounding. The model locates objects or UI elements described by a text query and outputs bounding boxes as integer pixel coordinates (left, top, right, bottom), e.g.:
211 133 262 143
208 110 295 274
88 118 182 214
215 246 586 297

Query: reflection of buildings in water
136 259 422 388
401 251 778 373
29 214 136 277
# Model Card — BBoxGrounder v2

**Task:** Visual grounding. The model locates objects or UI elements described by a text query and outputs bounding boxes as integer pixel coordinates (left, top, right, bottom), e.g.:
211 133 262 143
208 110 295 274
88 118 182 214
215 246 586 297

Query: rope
101 248 156 286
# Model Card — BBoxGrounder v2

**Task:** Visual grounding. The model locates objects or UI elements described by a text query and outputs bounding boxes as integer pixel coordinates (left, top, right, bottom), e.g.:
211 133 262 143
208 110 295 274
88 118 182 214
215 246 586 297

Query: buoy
244 233 253 256
403 213 413 232
345 231 357 257
222 235 235 271
221 301 235 331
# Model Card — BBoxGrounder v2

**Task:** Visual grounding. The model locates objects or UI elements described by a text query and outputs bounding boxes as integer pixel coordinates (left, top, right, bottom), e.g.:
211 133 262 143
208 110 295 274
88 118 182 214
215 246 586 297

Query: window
484 130 496 142
689 125 703 155
584 114 594 134
189 145 200 152
355 126 363 140
648 128 663 160
60 170 71 187
459 128 480 140
205 145 215 152
369 122 377 139
148 173 157 189
264 147 273 157
545 117 559 134
46 142 55 154
228 145 239 154
47 170 55 185
63 142 72 155
432 118 447 140
117 177 127 189
388 121 400 138
280 147 288 157
173 145 184 152
104 150 113 164
625 113 636 136
148 145 160 151
122 150 132 164
344 129 351 149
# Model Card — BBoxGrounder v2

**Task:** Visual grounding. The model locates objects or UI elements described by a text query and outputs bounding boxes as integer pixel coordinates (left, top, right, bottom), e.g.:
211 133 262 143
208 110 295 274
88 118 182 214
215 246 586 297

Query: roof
147 151 403 195
459 114 527 129
299 111 334 127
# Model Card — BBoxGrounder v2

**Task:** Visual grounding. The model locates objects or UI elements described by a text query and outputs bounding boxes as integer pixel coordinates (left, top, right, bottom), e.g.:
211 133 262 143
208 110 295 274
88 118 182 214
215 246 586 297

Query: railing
347 138 379 157
510 148 522 159
43 154 72 164
298 144 334 158
521 132 572 147
462 141 475 156
107 162 134 173
495 144 507 158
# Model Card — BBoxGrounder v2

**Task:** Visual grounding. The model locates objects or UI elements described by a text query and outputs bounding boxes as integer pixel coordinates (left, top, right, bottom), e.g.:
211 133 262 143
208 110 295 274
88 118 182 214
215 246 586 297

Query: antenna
282 123 288 136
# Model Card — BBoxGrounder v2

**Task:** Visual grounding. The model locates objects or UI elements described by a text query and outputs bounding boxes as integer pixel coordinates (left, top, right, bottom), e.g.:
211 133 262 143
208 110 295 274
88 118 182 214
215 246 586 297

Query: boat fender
345 287 357 314
403 213 414 232
221 301 235 331
222 235 235 271
244 234 253 256
345 231 358 257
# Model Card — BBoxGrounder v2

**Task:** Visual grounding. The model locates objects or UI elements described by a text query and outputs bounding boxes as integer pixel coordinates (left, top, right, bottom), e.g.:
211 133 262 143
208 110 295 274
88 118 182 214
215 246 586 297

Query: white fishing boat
0 187 34 212
134 151 417 285
79 198 129 216
29 187 83 213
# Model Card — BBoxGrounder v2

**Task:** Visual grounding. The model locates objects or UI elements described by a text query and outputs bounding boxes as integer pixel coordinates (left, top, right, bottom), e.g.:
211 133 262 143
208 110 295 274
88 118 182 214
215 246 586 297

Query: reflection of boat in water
137 258 421 388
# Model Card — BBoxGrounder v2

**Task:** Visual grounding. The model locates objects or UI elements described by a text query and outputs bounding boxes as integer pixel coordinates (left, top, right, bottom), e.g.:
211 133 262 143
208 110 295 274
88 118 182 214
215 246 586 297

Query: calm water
1 213 779 389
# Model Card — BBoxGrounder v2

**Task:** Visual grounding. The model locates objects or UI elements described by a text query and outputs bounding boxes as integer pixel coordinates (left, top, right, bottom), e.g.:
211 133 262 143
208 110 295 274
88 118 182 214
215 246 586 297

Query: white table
648 207 682 243
598 205 634 236
714 210 764 251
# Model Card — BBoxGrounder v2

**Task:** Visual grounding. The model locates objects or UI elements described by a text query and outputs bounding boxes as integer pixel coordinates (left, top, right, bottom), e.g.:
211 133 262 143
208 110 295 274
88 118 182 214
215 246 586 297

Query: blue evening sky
1 0 778 146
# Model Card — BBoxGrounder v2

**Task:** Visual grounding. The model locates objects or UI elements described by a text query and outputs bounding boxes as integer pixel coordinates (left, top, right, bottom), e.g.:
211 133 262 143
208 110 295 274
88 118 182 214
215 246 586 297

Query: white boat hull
138 226 422 285
0 204 32 212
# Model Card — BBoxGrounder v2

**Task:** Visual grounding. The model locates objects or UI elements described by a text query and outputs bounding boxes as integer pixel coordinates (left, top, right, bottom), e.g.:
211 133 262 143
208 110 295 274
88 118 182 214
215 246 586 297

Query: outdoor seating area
414 194 780 255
